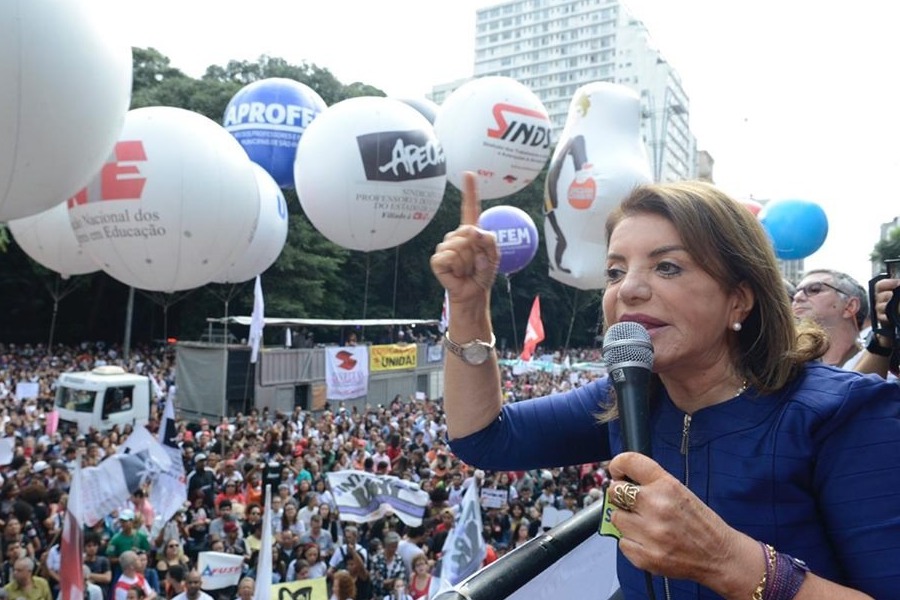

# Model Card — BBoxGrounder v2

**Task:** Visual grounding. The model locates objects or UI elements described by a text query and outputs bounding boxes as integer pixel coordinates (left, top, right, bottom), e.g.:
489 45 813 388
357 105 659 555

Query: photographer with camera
854 266 900 379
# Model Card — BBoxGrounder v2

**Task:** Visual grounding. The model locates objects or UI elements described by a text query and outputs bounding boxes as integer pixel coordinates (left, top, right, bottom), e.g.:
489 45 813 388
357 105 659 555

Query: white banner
198 552 245 589
505 534 619 599
326 470 429 526
0 437 15 466
15 382 39 401
480 488 507 509
324 346 369 400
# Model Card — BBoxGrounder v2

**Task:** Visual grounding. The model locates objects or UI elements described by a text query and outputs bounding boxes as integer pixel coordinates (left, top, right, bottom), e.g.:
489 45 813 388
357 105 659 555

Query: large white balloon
294 97 446 252
67 107 260 292
213 163 289 283
8 201 99 279
543 82 653 290
0 0 132 221
433 76 551 200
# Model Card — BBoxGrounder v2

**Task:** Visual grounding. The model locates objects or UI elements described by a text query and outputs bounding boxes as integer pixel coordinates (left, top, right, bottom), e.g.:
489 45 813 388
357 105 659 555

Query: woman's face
285 504 297 517
304 546 319 562
319 504 330 518
5 519 20 535
603 212 749 376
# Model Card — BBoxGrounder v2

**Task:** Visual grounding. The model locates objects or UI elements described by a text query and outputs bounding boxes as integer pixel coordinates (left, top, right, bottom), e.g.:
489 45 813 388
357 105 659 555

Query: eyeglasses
794 281 848 298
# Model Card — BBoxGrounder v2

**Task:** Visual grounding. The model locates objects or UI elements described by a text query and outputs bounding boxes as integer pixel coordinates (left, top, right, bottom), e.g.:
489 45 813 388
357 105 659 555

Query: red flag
521 296 545 361
59 457 84 600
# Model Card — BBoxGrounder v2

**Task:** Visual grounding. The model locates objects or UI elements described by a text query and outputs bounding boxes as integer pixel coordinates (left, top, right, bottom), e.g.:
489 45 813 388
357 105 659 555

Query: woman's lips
619 315 668 330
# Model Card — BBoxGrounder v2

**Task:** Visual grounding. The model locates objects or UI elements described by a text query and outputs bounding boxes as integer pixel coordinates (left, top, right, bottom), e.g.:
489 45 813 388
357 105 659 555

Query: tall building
466 0 697 182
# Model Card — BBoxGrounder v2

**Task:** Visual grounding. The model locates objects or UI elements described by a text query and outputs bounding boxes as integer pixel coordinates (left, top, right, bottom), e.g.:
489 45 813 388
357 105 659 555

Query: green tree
0 48 605 350
872 226 900 272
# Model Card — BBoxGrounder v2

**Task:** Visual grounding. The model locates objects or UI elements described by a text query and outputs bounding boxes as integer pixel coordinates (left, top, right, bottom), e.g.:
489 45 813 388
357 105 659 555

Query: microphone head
602 321 654 370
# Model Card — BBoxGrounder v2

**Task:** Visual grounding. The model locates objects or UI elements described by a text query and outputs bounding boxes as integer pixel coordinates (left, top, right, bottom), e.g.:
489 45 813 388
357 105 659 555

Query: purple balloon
478 205 539 275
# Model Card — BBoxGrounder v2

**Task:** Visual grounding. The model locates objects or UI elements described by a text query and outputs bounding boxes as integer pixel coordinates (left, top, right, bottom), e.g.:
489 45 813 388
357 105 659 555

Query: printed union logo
486 103 551 149
223 102 319 130
67 140 148 207
356 130 446 182
335 350 357 370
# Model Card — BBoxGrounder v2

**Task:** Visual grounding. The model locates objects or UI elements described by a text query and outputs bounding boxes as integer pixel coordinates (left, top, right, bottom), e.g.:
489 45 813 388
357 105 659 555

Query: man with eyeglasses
792 269 868 369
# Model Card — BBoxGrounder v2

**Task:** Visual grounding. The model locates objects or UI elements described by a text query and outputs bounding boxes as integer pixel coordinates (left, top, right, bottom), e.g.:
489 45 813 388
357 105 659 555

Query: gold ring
612 482 640 511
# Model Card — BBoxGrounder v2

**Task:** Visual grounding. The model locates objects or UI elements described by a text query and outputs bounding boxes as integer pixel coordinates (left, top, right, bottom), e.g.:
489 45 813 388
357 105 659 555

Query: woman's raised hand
430 172 499 306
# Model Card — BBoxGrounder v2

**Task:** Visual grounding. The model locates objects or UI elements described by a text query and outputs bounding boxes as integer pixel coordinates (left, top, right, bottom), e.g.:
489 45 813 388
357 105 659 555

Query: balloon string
506 276 519 352
391 246 400 320
564 288 580 351
362 252 371 336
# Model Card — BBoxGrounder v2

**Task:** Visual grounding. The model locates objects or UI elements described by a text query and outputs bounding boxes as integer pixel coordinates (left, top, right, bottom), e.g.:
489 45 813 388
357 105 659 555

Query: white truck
54 366 152 434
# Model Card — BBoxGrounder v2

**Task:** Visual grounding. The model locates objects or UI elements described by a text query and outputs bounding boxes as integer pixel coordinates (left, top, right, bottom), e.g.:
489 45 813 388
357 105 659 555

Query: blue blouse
449 363 900 599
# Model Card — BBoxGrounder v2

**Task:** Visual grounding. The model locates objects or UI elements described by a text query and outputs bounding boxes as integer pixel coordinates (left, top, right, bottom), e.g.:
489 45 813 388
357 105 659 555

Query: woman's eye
606 267 625 282
656 261 682 276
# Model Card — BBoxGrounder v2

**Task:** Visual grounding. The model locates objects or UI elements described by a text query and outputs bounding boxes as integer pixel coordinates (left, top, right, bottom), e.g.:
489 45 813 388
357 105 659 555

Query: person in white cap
105 510 150 566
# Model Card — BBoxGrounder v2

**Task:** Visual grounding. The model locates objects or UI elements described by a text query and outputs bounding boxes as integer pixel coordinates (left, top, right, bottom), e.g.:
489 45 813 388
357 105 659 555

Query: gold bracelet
752 543 776 600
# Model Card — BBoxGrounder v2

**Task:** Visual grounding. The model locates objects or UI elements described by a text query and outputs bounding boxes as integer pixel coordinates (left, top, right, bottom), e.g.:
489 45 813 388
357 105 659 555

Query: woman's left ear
731 282 755 324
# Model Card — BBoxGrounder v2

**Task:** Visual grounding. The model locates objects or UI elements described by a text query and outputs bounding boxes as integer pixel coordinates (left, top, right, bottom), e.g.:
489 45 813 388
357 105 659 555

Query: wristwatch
443 331 496 365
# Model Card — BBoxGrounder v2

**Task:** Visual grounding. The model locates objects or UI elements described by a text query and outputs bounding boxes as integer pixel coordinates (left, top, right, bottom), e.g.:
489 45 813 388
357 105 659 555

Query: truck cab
55 366 152 434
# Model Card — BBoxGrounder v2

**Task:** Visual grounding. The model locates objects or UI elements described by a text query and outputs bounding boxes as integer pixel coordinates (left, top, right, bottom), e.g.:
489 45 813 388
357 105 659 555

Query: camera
868 258 900 369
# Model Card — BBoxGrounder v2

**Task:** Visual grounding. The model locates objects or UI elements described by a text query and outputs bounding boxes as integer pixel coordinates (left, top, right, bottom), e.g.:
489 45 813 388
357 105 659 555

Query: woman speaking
430 174 900 599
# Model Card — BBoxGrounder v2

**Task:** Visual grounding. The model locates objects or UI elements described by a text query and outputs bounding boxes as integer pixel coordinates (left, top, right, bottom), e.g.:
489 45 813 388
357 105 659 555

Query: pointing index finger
460 171 481 226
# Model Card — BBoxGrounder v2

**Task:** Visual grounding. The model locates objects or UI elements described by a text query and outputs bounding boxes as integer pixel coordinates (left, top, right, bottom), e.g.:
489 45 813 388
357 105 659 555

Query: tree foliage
871 226 900 273
1 49 603 350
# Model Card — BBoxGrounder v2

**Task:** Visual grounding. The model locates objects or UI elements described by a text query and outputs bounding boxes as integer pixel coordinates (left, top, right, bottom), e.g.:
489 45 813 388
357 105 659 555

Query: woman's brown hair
603 181 825 399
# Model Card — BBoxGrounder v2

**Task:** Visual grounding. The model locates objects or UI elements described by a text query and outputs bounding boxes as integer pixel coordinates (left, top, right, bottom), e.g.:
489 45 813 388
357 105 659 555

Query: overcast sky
106 0 900 285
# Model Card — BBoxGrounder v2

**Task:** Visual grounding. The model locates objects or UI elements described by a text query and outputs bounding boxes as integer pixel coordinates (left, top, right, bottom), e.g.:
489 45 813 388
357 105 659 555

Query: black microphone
603 322 656 600
602 321 654 456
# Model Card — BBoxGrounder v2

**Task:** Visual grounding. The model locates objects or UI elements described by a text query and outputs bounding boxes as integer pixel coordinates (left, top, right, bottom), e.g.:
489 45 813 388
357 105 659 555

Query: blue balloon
478 205 539 275
223 78 327 189
759 199 828 260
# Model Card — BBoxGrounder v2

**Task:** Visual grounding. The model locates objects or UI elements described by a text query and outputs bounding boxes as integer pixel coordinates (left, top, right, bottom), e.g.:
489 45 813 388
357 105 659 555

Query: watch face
462 343 489 365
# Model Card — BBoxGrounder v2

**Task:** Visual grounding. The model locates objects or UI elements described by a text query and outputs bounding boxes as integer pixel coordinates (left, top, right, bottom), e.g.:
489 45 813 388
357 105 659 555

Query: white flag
253 485 274 600
150 399 186 532
437 480 485 585
249 275 265 363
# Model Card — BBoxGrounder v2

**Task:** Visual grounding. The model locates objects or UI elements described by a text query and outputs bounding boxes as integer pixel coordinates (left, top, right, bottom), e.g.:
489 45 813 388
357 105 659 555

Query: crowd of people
0 339 608 600
3 178 900 600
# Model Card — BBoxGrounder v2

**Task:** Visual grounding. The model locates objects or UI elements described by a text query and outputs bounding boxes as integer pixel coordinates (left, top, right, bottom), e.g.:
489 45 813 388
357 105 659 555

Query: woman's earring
732 322 743 332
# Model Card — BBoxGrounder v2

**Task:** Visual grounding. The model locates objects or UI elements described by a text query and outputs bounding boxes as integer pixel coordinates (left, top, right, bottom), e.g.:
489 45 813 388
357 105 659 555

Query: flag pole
505 275 519 352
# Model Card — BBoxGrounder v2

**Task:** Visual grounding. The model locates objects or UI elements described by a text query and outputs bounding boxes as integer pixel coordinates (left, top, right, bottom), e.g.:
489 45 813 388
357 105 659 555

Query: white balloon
0 0 132 221
213 163 289 283
543 82 653 290
295 97 446 252
8 201 99 279
434 76 551 200
67 107 260 292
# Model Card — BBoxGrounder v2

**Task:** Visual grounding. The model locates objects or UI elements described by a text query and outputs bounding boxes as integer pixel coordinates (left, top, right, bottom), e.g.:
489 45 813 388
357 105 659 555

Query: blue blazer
450 363 900 599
